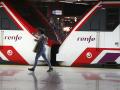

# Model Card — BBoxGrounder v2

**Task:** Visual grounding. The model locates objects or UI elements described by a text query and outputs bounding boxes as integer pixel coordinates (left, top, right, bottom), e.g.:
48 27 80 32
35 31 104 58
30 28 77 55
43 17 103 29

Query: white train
0 0 120 66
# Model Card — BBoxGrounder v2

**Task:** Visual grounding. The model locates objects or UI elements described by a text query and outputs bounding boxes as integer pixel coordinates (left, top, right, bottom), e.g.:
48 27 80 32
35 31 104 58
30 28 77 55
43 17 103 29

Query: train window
106 8 119 31
0 8 20 30
80 7 119 31
80 7 106 31
90 8 106 31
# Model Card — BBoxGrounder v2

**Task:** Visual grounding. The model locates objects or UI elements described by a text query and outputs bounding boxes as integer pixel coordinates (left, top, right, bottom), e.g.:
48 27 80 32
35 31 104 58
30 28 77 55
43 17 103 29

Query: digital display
52 10 62 15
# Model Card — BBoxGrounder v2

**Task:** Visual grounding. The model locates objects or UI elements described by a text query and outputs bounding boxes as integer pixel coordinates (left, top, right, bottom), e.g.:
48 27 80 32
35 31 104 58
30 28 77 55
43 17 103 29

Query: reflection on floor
0 65 120 90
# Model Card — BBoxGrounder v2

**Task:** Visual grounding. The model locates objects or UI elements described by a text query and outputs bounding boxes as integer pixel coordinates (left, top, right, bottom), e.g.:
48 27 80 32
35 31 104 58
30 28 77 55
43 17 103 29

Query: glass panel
0 8 20 30
106 8 119 31
80 7 120 32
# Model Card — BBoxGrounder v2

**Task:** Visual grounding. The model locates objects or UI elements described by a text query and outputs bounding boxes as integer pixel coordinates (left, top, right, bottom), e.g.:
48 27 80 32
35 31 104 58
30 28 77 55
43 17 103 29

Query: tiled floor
0 65 120 90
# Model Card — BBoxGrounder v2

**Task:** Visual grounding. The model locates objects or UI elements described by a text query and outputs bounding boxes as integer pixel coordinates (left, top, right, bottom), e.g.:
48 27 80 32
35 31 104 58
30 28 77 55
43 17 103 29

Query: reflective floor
0 65 120 90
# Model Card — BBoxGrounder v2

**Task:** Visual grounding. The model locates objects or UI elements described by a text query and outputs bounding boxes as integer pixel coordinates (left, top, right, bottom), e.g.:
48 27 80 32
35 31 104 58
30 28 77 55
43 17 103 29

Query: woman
28 29 53 72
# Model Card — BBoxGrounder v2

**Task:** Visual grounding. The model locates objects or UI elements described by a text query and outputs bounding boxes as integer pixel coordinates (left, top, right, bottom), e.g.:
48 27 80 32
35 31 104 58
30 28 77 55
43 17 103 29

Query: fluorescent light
59 0 72 3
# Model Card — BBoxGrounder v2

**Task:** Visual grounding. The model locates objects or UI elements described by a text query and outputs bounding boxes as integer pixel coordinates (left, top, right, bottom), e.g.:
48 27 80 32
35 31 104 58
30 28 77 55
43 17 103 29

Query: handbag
33 41 39 53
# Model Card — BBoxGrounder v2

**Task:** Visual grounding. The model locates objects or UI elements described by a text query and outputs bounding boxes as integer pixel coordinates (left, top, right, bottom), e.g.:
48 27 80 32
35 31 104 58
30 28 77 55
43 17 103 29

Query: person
28 29 53 72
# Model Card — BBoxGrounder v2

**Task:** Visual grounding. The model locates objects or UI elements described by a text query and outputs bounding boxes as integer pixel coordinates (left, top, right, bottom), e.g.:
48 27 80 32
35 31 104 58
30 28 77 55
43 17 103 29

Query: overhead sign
52 10 62 15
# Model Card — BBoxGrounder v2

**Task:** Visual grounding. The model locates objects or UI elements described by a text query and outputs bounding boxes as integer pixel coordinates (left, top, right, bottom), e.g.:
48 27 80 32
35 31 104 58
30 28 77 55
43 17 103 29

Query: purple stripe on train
98 53 120 64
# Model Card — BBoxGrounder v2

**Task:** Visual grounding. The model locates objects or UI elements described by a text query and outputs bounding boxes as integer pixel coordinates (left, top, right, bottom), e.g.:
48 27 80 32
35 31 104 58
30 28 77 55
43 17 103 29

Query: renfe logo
4 34 22 42
77 35 95 43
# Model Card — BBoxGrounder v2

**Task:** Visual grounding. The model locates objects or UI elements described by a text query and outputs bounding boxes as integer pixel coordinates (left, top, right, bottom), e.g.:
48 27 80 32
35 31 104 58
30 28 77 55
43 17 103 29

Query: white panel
57 31 97 65
2 30 51 64
104 25 120 48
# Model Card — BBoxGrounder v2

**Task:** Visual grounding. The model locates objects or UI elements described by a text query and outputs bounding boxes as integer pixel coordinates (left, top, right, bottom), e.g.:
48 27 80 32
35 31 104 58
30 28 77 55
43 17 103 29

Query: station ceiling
29 0 98 2
28 0 118 2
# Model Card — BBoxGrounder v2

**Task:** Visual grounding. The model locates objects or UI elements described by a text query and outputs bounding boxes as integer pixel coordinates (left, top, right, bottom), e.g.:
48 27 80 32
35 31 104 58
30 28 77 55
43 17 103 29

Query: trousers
33 45 52 69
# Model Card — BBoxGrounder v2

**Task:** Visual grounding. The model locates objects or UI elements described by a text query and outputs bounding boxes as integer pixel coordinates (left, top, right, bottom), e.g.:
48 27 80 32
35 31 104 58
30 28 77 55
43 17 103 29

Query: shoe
28 68 34 72
47 68 53 72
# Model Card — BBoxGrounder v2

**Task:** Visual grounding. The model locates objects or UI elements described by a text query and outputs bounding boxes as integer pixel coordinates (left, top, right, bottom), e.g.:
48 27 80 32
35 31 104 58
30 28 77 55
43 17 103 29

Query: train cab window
80 7 106 31
80 7 120 31
0 8 20 30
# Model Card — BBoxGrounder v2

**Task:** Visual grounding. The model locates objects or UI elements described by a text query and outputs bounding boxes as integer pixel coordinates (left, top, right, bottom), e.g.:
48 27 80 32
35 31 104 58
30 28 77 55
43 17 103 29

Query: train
0 0 120 67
